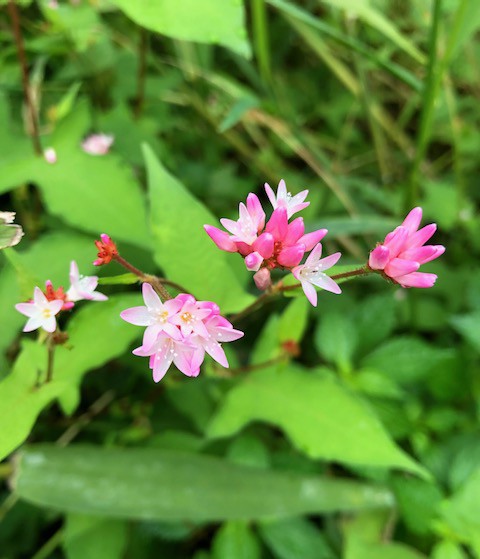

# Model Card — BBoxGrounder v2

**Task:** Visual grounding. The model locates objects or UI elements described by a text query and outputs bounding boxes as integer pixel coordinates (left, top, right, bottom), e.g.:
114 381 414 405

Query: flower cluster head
15 261 107 333
121 283 244 382
93 234 118 266
205 179 341 306
81 133 114 156
368 207 445 288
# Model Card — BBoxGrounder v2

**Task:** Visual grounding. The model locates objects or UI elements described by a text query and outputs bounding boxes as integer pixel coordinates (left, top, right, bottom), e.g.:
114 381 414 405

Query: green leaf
143 144 253 312
361 336 452 384
353 294 397 356
63 514 128 559
212 522 261 559
345 539 427 559
431 541 468 559
450 311 480 353
315 312 358 372
14 445 394 521
207 366 426 476
110 0 251 58
278 297 310 344
441 468 480 554
258 517 335 559
0 104 151 249
0 294 140 461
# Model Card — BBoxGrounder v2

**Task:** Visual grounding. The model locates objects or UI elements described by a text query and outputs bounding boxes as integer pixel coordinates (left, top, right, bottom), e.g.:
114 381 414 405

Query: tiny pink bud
245 251 263 271
44 147 57 164
253 268 272 290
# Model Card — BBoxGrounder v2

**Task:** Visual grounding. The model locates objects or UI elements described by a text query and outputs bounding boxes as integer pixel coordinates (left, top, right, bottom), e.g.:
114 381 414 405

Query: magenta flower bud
284 217 305 245
277 244 305 268
253 268 272 290
253 232 274 259
246 193 266 232
384 258 420 278
298 229 328 251
397 272 438 288
266 207 289 241
204 225 237 252
369 245 390 270
245 251 263 271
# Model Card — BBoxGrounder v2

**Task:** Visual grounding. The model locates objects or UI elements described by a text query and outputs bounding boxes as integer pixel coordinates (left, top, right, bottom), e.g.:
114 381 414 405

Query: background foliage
1 0 479 557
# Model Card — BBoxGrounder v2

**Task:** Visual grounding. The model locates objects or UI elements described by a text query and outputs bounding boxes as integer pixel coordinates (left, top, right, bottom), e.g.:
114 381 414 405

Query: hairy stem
8 0 42 156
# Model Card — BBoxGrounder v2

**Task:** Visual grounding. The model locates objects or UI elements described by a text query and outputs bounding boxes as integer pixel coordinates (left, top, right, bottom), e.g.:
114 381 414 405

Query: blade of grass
251 0 272 84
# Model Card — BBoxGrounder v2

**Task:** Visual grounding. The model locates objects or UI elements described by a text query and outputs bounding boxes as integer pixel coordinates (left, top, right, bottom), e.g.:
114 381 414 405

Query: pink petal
141 283 162 311
305 243 323 265
400 245 445 265
245 251 263 271
405 224 437 249
397 272 437 288
385 258 420 278
48 300 64 314
23 316 43 332
69 260 79 284
310 274 342 295
301 280 318 307
33 287 47 306
401 207 423 233
152 349 174 382
384 226 408 257
120 306 151 326
204 340 229 367
318 252 341 271
253 232 274 258
277 244 305 267
246 193 265 231
204 225 237 252
214 326 244 342
368 245 390 270
298 229 328 251
266 208 288 241
284 218 305 245
15 302 37 318
264 182 276 207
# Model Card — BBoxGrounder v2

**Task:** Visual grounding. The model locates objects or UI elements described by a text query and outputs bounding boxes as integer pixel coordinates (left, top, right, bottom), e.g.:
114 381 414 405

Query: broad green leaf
310 215 399 239
441 468 480 554
0 294 140 461
259 517 335 559
391 476 443 535
144 144 253 312
353 293 397 356
0 104 151 249
207 366 426 476
315 312 358 372
14 445 394 521
278 297 310 344
450 311 480 353
110 0 251 58
64 514 128 559
212 522 261 559
345 539 427 559
431 541 468 559
361 337 452 384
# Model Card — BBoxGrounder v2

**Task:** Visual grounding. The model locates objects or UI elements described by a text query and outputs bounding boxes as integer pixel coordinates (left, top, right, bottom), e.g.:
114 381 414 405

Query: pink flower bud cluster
368 207 445 288
15 261 107 333
205 179 342 306
120 284 244 382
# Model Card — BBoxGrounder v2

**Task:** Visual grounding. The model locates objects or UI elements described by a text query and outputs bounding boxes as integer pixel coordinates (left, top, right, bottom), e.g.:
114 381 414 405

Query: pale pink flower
133 334 203 382
81 133 114 156
120 283 182 350
190 314 244 368
368 207 445 288
292 244 342 306
219 193 265 246
15 287 63 333
265 179 309 218
169 295 212 338
43 147 57 164
66 261 107 303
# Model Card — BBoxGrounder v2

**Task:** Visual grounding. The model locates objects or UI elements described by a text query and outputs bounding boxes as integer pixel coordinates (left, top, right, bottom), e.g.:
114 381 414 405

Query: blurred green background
1 0 480 558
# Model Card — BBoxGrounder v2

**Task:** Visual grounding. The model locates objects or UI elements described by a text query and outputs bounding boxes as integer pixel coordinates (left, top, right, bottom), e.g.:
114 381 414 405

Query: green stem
45 336 55 383
8 0 42 156
251 0 272 84
407 0 443 209
114 255 172 300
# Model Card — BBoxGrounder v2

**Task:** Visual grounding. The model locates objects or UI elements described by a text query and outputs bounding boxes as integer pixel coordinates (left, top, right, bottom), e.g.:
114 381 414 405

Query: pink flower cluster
369 207 445 288
15 261 107 333
205 179 342 306
120 284 244 381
